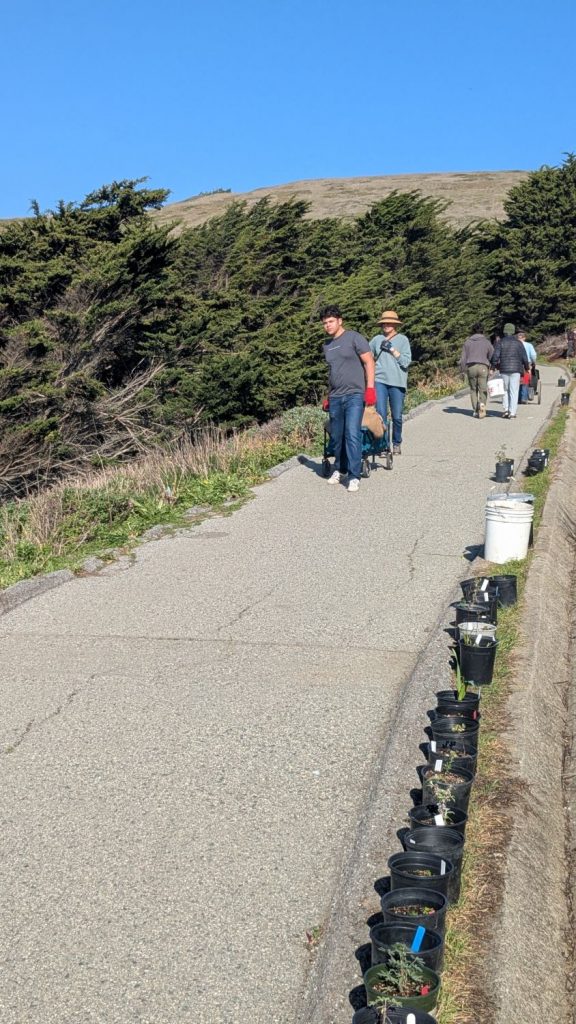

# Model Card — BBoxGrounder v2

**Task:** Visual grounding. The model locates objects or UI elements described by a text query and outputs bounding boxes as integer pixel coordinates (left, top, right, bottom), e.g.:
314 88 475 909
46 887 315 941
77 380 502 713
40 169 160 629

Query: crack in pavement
1 673 98 757
215 585 278 636
0 631 420 655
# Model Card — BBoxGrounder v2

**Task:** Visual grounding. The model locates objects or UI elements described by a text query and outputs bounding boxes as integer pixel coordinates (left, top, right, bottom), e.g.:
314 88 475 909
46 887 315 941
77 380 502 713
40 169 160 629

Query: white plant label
476 632 482 645
430 740 437 752
407 1016 416 1024
435 759 443 771
434 813 444 825
440 859 446 874
481 578 489 591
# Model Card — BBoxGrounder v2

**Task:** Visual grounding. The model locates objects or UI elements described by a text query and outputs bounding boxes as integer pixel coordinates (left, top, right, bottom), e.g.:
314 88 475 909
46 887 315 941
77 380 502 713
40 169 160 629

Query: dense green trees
1 158 575 496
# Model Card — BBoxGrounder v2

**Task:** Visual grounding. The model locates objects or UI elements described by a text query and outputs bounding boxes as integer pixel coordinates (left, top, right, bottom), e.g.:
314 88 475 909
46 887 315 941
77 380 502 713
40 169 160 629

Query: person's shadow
297 455 326 478
442 406 501 417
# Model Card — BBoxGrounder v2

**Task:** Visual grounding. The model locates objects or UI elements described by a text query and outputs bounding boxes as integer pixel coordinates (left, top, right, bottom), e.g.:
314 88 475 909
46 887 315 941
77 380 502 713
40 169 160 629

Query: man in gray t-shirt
320 305 376 492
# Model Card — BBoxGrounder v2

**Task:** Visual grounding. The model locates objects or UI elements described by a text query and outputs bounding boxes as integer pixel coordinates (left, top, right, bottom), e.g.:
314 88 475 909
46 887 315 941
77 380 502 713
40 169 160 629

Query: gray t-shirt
323 330 370 396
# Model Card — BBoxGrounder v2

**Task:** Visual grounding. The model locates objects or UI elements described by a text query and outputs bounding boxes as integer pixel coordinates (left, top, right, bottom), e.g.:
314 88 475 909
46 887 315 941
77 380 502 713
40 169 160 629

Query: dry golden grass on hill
152 170 529 230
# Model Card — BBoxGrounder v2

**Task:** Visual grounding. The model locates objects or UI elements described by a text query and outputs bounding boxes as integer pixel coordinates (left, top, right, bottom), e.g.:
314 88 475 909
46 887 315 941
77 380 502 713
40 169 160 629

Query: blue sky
1 0 574 217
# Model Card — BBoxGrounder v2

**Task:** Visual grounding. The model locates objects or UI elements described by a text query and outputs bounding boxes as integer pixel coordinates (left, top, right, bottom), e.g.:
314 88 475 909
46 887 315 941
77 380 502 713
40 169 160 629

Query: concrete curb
491 406 576 1021
0 569 75 617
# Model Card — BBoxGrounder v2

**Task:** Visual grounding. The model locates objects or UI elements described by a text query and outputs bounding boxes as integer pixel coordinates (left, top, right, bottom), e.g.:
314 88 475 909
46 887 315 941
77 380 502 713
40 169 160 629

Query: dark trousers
376 382 405 446
329 393 364 479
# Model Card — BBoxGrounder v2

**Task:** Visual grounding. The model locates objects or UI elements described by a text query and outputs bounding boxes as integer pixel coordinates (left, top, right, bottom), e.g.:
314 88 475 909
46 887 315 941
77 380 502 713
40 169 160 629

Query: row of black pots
356 573 516 1020
526 448 549 475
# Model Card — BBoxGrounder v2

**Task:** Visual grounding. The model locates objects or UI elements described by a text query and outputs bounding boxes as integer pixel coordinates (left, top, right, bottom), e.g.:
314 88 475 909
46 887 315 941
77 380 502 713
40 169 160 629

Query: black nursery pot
436 689 481 710
426 733 475 757
408 804 468 837
459 637 498 686
388 852 454 900
380 887 448 935
489 573 517 607
460 577 497 602
402 827 464 902
353 1010 438 1024
454 601 496 625
562 392 570 406
421 765 474 815
558 377 567 386
370 921 445 973
494 458 514 482
427 742 478 777
434 699 480 721
429 715 480 747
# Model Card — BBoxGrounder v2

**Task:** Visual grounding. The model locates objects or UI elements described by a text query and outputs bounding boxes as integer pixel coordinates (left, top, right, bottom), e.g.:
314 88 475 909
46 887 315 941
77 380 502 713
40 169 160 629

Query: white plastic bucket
484 496 534 563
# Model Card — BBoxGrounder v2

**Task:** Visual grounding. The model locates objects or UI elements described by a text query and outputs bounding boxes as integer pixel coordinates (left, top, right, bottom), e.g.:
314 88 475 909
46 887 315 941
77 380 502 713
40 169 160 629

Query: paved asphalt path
0 368 559 1024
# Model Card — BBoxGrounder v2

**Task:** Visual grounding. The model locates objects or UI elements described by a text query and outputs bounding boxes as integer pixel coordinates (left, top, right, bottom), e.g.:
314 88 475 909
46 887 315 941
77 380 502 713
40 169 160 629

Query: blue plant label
410 925 426 952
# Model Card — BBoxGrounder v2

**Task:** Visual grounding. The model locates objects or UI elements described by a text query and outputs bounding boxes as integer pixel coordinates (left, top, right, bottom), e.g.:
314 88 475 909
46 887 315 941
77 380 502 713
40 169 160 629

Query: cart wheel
537 382 542 405
322 459 331 478
361 458 371 479
386 450 393 471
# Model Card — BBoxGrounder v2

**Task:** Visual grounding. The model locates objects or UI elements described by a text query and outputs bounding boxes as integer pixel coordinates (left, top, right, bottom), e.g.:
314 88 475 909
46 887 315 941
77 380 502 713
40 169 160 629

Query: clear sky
1 0 574 217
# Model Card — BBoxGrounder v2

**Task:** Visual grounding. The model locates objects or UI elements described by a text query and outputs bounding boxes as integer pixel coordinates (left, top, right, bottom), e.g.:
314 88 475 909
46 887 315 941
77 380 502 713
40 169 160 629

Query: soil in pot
458 636 497 686
435 689 481 709
460 576 497 601
421 766 474 815
402 827 464 902
364 953 440 1013
408 804 468 837
388 852 453 899
380 888 447 934
370 922 444 973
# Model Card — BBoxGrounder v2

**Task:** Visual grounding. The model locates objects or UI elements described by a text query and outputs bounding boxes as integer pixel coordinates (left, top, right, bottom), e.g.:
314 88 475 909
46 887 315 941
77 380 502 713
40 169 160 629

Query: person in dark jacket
491 324 529 418
459 323 494 417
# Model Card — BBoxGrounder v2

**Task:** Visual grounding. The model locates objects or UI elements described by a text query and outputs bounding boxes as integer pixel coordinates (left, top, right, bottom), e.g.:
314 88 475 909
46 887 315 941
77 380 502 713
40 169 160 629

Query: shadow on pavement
297 455 326 477
442 405 502 417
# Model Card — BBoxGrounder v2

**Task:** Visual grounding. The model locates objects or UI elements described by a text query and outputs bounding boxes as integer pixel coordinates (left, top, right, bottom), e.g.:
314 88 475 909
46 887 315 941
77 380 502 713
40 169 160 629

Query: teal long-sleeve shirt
369 332 412 388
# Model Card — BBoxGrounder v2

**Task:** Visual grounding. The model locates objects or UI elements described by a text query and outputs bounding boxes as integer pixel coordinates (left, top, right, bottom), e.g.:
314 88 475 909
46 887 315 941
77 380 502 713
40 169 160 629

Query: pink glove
364 387 377 406
322 398 330 411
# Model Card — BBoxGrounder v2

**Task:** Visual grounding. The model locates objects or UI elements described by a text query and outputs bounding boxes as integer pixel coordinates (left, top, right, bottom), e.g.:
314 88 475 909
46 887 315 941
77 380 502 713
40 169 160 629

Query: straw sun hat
378 310 402 325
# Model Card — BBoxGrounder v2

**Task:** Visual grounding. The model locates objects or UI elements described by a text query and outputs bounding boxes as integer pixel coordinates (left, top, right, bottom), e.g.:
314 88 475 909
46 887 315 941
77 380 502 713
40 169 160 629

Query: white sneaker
347 478 360 492
327 470 341 484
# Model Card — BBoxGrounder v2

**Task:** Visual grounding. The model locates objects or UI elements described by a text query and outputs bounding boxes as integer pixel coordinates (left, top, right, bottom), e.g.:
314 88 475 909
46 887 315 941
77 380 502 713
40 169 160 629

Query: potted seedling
402 827 465 902
363 943 441 1013
458 629 497 687
421 764 474 816
370 921 444 973
408 803 468 837
380 888 448 934
494 444 514 482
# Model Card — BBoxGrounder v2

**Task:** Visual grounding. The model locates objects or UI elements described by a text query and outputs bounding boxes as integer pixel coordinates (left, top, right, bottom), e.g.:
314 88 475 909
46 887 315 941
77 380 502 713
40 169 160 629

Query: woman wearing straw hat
369 311 412 454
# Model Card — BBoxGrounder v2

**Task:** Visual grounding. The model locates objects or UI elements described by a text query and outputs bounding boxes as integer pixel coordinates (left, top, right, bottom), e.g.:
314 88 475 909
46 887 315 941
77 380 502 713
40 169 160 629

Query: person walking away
320 305 376 492
517 330 537 403
458 323 493 417
369 311 412 454
565 326 576 359
491 324 529 418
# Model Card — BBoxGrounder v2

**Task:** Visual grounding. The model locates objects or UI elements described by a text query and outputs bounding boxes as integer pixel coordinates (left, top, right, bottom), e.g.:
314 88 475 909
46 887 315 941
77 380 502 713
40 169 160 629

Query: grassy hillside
152 171 529 231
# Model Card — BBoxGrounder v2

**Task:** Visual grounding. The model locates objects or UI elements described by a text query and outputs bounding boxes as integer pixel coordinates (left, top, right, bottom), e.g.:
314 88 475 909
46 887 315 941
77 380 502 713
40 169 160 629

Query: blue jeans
502 373 520 416
376 382 406 446
329 393 364 479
